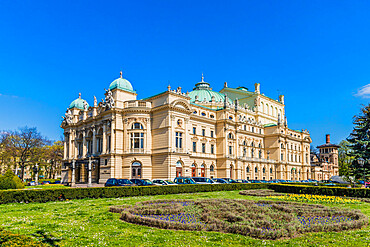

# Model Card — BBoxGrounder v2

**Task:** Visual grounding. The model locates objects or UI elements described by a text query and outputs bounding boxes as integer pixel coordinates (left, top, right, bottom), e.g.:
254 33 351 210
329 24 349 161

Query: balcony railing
129 148 145 154
124 101 151 108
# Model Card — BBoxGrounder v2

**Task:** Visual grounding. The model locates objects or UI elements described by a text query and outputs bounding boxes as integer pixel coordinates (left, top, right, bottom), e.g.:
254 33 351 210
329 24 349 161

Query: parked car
105 178 136 187
52 180 61 184
192 177 220 184
152 179 177 186
130 179 156 186
235 179 250 183
212 178 229 184
41 181 50 185
249 179 261 183
27 181 38 186
174 177 197 184
220 178 238 183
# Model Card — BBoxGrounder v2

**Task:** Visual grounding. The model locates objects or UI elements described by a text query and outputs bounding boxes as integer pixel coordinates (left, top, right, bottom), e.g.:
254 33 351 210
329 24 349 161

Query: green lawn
0 191 369 247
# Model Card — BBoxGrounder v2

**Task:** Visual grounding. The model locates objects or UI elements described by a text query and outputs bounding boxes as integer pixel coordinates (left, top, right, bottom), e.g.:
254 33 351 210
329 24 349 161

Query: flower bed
0 228 46 247
111 199 368 239
267 194 362 204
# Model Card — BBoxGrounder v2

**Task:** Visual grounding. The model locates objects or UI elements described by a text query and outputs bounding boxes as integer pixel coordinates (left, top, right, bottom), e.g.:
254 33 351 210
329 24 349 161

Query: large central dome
188 75 232 104
109 72 134 92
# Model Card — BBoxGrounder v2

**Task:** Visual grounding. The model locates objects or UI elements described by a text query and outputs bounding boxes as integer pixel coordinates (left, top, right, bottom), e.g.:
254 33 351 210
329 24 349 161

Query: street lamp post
358 158 365 187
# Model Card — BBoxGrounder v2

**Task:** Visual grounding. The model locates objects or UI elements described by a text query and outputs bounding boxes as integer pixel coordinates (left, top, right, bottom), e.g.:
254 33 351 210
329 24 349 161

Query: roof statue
94 96 97 107
104 88 115 109
62 108 73 124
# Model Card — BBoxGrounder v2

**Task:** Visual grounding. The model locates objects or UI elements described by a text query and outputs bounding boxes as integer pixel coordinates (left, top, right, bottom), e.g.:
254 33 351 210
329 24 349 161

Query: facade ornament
176 87 182 93
83 100 88 111
224 81 228 88
104 88 115 109
167 85 171 91
62 108 73 124
94 96 97 107
254 97 260 107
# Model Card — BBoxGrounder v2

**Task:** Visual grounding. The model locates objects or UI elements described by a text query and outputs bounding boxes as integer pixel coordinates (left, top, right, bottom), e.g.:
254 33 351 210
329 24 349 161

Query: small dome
188 75 232 104
109 71 134 92
69 93 89 110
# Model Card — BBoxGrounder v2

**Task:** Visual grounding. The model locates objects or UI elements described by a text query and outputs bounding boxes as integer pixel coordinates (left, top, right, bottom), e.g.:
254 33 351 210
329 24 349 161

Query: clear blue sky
0 0 369 146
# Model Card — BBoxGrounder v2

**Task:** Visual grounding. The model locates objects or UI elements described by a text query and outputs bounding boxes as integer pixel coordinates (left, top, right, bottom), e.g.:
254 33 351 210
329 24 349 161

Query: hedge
269 184 370 198
0 228 47 247
0 183 268 204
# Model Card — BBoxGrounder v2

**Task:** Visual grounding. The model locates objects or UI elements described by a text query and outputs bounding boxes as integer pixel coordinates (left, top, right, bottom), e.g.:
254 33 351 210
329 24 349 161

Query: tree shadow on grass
32 230 61 247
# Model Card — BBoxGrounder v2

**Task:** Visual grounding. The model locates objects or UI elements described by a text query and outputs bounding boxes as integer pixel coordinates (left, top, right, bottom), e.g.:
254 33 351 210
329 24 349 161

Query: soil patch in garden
110 199 368 240
239 189 285 197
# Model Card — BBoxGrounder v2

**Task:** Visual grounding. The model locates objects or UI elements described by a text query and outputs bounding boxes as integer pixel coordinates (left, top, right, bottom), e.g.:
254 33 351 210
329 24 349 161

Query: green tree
338 140 354 177
347 104 370 180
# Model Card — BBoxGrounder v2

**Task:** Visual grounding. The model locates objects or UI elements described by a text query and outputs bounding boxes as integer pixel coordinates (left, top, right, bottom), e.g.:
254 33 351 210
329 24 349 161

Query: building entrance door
176 161 183 177
191 164 196 177
200 165 205 177
132 162 142 179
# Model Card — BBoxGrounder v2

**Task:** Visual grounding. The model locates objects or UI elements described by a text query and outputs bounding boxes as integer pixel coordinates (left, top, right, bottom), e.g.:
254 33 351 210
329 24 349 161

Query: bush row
0 183 268 204
269 184 370 198
0 228 46 247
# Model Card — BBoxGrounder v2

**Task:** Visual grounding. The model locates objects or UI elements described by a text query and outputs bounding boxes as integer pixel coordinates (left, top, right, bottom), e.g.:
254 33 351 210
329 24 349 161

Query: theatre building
61 72 312 185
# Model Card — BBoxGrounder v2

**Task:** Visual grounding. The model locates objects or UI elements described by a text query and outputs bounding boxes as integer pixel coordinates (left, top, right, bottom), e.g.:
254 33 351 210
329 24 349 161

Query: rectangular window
107 136 111 152
202 129 205 136
193 127 196 135
211 144 214 154
281 153 284 161
193 142 196 152
175 132 182 148
252 127 254 133
229 146 232 155
210 131 214 138
202 143 206 153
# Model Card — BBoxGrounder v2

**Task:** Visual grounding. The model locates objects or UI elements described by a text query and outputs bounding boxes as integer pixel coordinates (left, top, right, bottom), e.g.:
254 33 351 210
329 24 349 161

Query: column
88 157 92 187
64 134 68 159
102 124 107 154
92 126 97 154
71 160 76 187
82 129 87 157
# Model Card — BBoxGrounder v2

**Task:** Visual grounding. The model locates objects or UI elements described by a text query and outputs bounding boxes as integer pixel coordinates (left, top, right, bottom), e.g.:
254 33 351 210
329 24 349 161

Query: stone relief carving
62 109 73 125
104 89 115 109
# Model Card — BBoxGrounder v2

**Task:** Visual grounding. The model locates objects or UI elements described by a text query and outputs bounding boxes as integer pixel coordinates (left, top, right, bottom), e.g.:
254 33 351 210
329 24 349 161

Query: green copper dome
189 75 232 104
69 93 89 110
109 72 134 92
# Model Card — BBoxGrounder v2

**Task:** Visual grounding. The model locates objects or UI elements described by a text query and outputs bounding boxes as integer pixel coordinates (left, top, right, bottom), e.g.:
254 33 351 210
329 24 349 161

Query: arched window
228 133 234 139
243 140 246 146
259 149 262 158
251 148 254 158
96 128 103 153
247 166 250 173
255 167 258 173
251 142 254 147
87 132 93 155
263 167 266 173
210 165 214 172
132 122 144 129
270 168 272 173
132 161 142 178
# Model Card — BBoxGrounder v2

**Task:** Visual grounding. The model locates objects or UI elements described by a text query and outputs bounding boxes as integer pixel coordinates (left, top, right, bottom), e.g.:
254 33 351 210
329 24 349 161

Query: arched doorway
230 164 234 179
200 164 205 177
191 163 196 177
176 161 183 177
132 161 142 179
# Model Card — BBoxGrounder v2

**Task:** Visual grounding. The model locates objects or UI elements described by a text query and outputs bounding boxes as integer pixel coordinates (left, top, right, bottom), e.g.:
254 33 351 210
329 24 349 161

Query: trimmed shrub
0 170 24 190
269 184 370 198
0 183 268 204
0 228 46 247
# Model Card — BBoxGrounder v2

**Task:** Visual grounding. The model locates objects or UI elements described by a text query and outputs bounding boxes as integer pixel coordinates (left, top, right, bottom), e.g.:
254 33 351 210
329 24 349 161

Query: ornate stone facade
60 73 312 184
310 134 339 180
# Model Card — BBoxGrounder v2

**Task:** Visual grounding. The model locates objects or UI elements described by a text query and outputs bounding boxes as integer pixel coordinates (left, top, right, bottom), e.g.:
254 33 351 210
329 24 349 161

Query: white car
152 179 177 186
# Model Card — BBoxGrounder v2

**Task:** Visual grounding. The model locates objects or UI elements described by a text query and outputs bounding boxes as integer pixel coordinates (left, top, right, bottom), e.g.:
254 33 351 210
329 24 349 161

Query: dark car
235 179 250 183
105 178 136 187
249 179 261 183
41 181 50 185
192 177 219 184
220 178 238 183
213 178 229 184
130 179 156 186
174 177 197 184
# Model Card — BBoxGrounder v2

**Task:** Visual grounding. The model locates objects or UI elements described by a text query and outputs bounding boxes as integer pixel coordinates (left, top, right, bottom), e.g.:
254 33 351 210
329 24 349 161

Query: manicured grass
0 191 370 246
